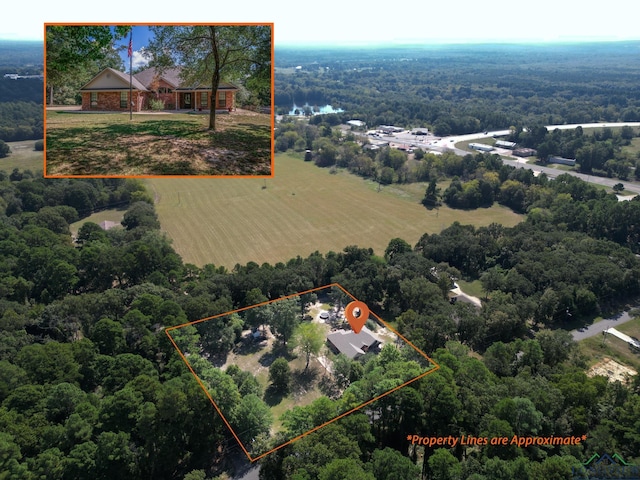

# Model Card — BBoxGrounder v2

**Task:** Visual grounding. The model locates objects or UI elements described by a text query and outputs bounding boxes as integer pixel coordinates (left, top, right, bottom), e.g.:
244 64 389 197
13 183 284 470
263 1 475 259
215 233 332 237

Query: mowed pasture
148 153 523 268
0 140 43 173
45 109 272 176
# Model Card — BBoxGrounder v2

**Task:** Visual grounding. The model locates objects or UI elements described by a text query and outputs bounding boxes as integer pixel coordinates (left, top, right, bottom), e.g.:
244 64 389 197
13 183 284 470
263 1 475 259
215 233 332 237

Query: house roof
133 66 239 91
327 326 380 360
80 67 148 92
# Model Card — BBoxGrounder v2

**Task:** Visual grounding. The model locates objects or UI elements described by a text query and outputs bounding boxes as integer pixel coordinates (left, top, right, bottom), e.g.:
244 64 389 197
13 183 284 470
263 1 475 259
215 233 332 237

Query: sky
3 0 640 46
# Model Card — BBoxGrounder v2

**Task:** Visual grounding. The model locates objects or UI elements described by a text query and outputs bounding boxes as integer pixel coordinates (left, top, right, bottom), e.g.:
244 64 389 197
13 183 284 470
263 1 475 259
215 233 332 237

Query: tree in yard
292 322 324 372
270 297 300 346
147 25 271 130
268 357 291 394
45 25 129 105
422 178 441 208
230 394 273 443
613 182 625 193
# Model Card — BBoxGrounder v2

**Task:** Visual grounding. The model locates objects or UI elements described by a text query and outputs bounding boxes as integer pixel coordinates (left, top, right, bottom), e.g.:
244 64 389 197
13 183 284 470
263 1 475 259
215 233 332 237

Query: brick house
80 67 238 112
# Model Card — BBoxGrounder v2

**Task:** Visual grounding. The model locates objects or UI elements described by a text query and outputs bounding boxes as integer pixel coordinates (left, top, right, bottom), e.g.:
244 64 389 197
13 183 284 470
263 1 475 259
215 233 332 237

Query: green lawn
69 209 126 236
0 140 43 173
457 279 484 298
45 109 272 176
148 153 524 268
456 137 495 152
622 136 640 157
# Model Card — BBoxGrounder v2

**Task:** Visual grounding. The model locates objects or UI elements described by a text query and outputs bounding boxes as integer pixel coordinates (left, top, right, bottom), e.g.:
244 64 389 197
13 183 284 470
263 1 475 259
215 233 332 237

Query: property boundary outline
165 282 441 461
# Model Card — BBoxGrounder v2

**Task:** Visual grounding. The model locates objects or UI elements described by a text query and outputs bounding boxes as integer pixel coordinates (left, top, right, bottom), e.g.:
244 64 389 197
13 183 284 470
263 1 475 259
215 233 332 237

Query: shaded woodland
0 167 639 479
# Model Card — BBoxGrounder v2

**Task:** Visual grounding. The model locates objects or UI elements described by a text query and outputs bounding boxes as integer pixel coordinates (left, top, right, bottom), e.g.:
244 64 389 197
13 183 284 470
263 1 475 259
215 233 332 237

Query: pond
288 103 344 116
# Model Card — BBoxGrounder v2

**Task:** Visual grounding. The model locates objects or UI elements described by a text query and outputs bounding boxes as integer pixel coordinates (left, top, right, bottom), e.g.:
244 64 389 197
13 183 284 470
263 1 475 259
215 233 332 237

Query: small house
327 326 381 360
80 66 238 112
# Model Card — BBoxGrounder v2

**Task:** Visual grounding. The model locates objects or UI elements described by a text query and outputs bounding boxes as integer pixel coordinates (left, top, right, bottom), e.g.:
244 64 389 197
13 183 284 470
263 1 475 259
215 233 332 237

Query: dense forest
2 39 640 479
275 42 640 133
0 163 639 478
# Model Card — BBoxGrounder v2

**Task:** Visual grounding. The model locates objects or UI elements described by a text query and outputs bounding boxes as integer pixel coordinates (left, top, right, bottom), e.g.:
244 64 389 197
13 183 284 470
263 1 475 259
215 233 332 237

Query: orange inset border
165 283 440 461
43 22 274 178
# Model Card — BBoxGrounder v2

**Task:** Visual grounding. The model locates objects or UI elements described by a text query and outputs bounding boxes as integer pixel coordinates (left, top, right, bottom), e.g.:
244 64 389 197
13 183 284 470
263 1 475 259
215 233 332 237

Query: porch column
174 91 177 111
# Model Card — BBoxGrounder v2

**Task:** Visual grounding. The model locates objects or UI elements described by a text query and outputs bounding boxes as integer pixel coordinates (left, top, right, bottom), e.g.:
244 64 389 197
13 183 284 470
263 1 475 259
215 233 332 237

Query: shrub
149 99 165 111
34 140 44 151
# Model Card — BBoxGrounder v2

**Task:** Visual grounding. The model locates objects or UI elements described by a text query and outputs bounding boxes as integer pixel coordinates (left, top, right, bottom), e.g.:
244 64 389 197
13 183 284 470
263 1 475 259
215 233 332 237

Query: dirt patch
587 357 637 384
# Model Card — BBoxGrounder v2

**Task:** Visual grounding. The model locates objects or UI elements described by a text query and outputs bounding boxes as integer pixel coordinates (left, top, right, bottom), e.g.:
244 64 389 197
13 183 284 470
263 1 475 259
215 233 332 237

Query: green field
0 140 43 173
148 153 524 268
69 209 126 236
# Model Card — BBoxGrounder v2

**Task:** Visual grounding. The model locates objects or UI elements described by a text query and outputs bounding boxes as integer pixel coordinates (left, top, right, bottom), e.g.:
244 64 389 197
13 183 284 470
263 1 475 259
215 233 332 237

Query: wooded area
0 164 638 478
2 39 640 479
0 41 43 142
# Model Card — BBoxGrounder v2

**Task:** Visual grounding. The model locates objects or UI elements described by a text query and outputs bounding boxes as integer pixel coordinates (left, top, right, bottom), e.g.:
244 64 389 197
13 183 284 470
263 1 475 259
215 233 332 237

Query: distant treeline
275 42 640 133
0 40 44 142
0 101 43 142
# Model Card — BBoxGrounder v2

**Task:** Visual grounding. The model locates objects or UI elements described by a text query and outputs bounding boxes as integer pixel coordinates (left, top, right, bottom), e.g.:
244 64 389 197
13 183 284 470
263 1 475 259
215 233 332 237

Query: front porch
173 90 234 111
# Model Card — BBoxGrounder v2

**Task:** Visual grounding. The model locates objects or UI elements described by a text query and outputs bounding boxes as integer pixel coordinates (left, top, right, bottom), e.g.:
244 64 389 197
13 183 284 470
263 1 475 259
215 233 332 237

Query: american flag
127 34 132 57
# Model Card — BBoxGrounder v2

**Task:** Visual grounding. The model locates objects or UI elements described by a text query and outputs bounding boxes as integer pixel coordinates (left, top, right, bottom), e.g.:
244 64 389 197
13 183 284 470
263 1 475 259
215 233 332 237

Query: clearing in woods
0 140 43 173
147 152 523 268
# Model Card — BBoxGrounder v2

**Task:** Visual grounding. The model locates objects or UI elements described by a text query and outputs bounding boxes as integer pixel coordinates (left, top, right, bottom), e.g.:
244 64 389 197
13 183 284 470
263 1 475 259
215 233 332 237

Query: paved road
501 159 640 195
376 122 640 195
571 307 639 342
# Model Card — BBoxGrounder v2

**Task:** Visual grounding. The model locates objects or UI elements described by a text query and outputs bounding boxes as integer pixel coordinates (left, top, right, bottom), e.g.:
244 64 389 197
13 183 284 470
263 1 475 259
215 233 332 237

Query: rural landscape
167 285 435 460
1 27 640 480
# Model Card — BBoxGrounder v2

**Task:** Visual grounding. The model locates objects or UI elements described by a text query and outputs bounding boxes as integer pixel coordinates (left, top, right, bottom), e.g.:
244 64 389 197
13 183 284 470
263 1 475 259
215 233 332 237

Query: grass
456 137 495 152
45 109 272 176
622 136 640 157
148 153 524 268
578 316 640 372
0 140 43 173
457 279 484 299
69 208 125 236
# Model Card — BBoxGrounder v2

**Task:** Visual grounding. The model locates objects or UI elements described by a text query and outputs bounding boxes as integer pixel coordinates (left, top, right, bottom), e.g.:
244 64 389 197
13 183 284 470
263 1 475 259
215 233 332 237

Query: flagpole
129 30 133 121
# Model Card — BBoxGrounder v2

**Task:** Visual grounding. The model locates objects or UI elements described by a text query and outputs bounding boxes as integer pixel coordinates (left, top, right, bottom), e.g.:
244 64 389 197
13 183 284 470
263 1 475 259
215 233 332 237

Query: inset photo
44 24 273 177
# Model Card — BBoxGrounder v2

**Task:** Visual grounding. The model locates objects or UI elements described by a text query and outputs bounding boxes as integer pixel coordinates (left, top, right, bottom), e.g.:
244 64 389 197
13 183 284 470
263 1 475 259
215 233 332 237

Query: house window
120 91 127 108
158 87 173 94
90 92 98 107
218 91 226 108
200 92 208 108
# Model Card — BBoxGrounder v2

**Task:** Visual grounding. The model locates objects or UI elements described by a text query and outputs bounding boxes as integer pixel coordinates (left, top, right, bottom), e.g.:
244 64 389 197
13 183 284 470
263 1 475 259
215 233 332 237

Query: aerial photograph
1 2 640 479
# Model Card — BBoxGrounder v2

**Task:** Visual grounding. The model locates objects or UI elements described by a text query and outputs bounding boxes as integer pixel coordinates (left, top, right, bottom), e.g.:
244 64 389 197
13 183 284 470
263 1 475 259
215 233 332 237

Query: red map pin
344 301 369 334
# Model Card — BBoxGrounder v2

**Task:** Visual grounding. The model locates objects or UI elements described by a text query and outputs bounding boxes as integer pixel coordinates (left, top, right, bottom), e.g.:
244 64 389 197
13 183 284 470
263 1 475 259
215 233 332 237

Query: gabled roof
80 67 148 92
133 66 239 91
134 67 182 89
327 326 380 360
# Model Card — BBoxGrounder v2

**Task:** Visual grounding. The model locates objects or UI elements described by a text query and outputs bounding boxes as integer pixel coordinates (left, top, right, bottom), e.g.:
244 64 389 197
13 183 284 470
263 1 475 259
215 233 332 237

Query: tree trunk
208 26 220 131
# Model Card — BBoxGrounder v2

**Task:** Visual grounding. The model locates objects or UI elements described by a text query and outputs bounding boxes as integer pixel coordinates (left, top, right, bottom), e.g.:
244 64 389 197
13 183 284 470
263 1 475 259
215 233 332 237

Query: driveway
571 308 639 342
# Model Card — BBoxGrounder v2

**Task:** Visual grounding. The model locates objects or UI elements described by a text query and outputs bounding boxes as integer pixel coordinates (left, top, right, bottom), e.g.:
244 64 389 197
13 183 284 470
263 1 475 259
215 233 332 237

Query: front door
184 93 191 109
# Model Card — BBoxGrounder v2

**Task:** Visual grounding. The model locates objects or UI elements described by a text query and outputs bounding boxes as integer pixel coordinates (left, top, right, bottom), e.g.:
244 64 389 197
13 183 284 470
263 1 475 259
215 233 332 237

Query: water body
288 103 343 116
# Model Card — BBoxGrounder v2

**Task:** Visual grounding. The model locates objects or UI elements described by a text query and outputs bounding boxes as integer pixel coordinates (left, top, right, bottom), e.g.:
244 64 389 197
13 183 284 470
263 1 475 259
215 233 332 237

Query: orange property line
165 282 440 461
